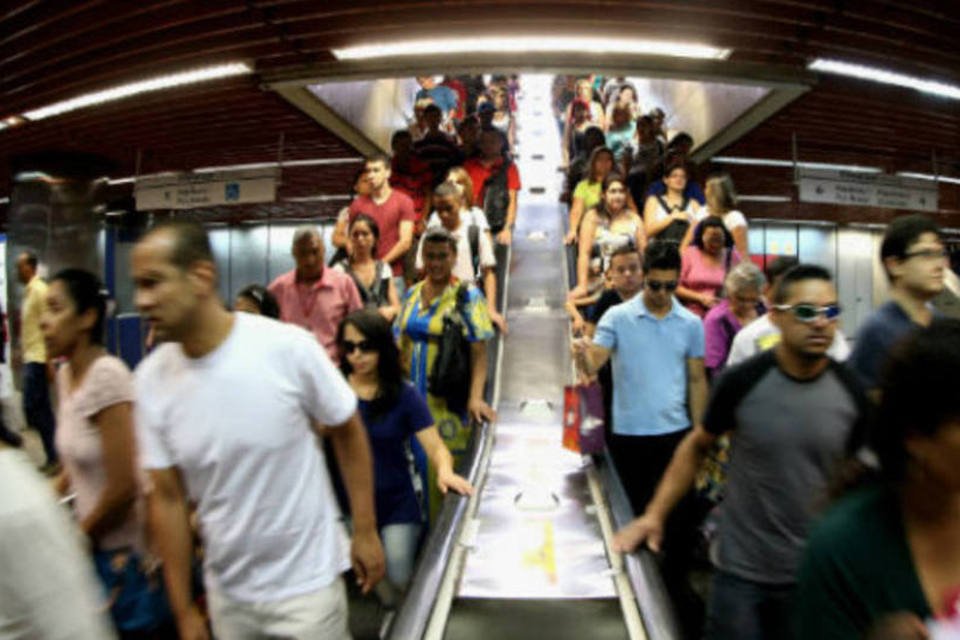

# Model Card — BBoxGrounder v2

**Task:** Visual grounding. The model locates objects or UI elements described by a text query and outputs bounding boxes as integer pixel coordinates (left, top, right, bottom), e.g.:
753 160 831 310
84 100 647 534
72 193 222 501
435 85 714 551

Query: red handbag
562 382 606 454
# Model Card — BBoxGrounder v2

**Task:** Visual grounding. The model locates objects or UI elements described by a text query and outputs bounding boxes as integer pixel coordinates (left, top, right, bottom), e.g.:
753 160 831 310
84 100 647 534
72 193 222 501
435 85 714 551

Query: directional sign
799 169 938 212
134 170 277 211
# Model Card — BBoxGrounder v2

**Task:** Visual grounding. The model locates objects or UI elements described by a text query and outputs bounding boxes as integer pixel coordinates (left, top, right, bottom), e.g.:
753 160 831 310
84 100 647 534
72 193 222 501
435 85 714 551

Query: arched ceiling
2 1 958 220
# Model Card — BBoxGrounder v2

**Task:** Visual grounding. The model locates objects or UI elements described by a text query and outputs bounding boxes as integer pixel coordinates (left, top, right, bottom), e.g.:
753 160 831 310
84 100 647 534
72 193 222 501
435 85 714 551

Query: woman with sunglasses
332 214 401 322
338 309 472 590
677 216 741 318
41 269 171 636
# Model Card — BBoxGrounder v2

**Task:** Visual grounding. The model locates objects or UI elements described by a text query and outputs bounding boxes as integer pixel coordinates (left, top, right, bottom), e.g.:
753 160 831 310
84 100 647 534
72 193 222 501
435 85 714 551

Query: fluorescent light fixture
738 195 792 203
0 122 7 132
333 36 730 61
712 156 882 174
896 172 960 186
0 197 9 205
192 157 362 173
22 62 252 121
809 59 960 100
107 177 136 185
284 194 352 203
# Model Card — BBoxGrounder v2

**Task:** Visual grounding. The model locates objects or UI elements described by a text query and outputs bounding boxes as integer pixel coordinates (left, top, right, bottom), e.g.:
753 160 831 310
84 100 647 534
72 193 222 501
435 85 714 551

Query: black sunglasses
645 280 678 292
342 339 376 354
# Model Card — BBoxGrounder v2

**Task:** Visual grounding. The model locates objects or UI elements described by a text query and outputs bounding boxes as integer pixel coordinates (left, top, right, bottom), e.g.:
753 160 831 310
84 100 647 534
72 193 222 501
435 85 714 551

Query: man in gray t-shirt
614 265 869 640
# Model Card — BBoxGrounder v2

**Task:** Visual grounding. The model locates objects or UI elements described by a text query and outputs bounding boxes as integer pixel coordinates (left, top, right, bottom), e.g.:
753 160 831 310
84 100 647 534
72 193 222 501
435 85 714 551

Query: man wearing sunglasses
572 241 708 636
850 214 945 395
614 264 870 640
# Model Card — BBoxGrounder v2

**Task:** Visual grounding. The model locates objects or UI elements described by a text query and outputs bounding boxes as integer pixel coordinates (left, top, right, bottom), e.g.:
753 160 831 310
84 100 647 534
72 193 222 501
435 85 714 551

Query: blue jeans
705 571 795 640
22 362 57 464
382 522 422 589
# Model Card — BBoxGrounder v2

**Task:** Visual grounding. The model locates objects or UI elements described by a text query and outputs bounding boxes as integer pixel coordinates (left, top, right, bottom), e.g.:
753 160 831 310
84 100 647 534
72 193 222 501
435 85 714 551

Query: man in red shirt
389 130 432 222
333 155 416 281
463 127 521 245
269 227 362 361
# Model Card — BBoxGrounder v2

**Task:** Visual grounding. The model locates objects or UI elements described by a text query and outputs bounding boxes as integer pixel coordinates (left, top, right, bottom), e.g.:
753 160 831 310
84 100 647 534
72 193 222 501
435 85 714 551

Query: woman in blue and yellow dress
395 227 496 517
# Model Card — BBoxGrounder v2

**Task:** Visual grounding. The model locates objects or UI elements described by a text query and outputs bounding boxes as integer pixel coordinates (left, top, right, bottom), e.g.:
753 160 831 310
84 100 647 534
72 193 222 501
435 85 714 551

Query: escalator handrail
385 414 492 640
596 448 682 640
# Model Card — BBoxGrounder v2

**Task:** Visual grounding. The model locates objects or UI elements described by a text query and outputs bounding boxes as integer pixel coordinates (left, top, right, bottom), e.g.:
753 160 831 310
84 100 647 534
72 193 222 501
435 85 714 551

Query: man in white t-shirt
131 222 383 640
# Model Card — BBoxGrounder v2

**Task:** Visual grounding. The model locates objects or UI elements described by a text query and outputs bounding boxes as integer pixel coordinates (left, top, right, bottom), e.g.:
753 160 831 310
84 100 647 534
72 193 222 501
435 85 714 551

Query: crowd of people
556 71 957 640
0 75 522 639
572 194 953 637
1 70 959 640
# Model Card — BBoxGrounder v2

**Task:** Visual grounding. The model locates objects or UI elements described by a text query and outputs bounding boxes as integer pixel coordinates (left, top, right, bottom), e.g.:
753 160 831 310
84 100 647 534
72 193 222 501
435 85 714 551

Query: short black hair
422 226 458 254
609 243 641 262
691 216 733 251
876 319 960 482
390 130 412 146
766 256 799 284
236 284 280 319
880 214 942 281
667 132 694 149
643 241 681 273
423 104 442 117
146 221 214 272
772 264 833 304
51 268 108 345
20 251 38 270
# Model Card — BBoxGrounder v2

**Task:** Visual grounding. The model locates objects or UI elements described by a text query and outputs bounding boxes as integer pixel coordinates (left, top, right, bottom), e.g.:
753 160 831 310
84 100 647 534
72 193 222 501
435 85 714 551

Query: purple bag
562 382 607 454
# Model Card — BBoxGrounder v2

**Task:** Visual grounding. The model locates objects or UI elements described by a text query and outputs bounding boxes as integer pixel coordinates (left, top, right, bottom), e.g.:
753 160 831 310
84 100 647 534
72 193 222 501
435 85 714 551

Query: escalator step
443 598 629 640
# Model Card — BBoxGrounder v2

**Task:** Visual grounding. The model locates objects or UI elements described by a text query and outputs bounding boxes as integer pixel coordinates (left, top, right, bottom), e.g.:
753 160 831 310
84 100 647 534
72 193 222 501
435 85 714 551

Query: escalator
386 75 679 640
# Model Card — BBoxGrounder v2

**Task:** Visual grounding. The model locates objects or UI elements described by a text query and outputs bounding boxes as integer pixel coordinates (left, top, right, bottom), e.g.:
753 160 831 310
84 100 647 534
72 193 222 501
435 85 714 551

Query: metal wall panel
835 229 876 338
228 226 270 302
797 226 837 276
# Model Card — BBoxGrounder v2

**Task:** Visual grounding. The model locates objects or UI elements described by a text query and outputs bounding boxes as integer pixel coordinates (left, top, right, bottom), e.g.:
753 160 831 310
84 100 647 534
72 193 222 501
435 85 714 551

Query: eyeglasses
342 339 375 354
773 303 842 323
903 248 948 260
645 280 678 292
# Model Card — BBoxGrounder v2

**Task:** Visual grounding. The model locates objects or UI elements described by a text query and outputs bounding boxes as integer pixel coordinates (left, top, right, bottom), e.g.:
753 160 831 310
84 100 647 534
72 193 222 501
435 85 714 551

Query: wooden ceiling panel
2 0 960 226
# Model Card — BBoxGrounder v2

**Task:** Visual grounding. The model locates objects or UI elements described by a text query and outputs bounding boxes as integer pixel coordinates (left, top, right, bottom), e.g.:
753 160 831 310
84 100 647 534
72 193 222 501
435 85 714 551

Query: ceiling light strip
22 62 253 121
809 59 960 101
284 194 352 203
334 36 730 61
896 172 960 186
192 157 362 173
738 195 792 203
711 156 882 173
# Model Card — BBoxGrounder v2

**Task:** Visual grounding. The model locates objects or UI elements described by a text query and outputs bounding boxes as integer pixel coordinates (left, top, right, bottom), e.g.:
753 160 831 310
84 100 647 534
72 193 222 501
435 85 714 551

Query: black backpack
428 283 472 413
482 161 512 233
655 194 691 245
467 223 481 283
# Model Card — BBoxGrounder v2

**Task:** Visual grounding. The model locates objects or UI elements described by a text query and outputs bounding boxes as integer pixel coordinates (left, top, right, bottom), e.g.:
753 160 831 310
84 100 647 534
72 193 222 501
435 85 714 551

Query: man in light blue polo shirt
573 241 707 509
573 241 708 637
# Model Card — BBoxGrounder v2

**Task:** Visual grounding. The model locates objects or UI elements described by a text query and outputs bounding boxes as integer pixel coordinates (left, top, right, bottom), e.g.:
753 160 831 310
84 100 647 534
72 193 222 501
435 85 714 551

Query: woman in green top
796 319 960 640
564 146 614 245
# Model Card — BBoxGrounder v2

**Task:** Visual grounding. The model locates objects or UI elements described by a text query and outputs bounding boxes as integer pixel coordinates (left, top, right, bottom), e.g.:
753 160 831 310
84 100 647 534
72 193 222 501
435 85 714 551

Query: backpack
467 223 481 283
654 194 691 245
482 161 512 232
343 261 390 309
428 283 472 413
